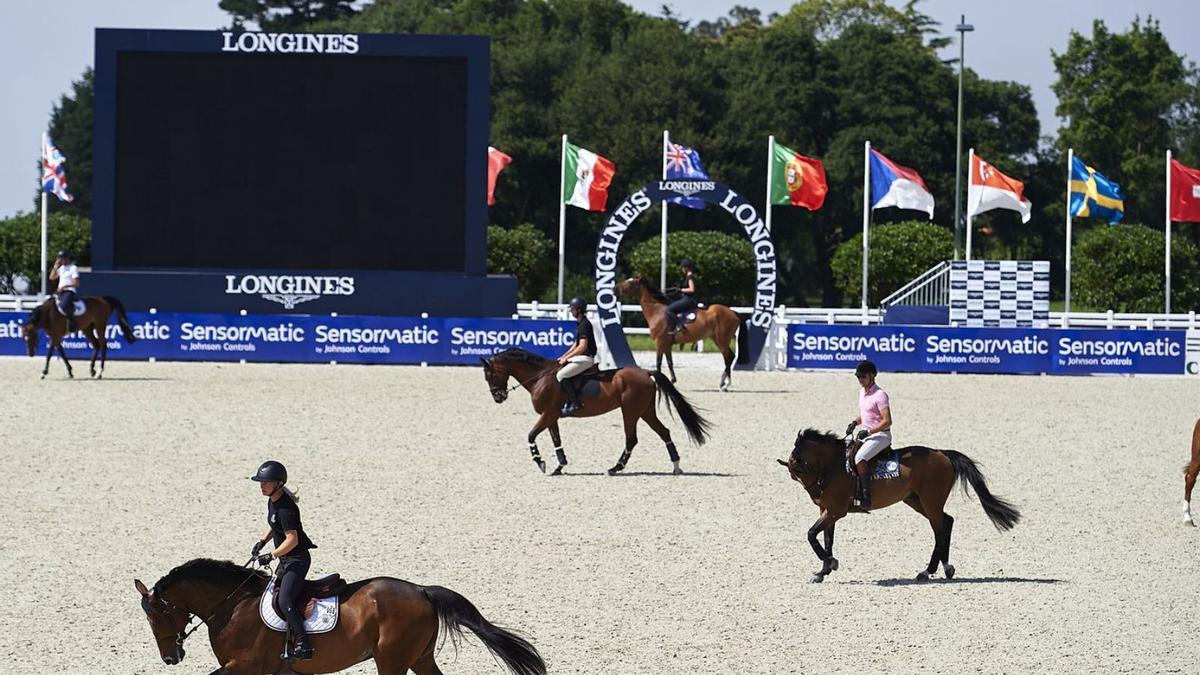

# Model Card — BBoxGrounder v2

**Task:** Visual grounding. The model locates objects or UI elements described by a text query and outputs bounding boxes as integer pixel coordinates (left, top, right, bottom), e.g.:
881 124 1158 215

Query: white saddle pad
259 578 339 634
56 300 86 316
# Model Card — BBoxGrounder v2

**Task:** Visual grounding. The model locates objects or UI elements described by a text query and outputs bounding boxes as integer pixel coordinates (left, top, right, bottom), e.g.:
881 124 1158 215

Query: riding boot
67 315 78 333
291 633 314 661
559 379 582 416
856 473 872 510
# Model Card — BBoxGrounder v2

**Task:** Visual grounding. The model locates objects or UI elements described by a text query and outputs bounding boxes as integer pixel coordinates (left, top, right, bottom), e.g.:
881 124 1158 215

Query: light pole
953 15 974 260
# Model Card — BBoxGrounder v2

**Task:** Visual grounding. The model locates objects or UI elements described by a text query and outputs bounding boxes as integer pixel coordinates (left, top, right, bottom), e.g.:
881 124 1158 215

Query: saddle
845 446 902 480
56 297 86 316
259 574 345 635
565 365 617 401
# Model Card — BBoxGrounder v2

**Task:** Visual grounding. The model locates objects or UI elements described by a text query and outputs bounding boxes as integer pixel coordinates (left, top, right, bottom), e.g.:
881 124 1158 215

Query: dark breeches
277 554 311 637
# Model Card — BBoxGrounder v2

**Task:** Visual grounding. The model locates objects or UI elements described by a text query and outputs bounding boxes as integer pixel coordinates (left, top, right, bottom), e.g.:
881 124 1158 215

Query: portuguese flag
562 140 616 212
769 141 828 211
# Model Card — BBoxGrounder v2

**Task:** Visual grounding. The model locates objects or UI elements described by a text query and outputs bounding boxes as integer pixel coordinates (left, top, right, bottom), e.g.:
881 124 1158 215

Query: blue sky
1 0 1197 219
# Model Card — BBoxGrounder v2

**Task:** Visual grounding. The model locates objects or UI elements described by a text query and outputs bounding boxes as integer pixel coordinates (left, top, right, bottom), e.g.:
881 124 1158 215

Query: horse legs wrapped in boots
526 415 552 474
807 513 839 583
639 406 682 475
609 403 641 475
549 422 567 476
57 344 73 379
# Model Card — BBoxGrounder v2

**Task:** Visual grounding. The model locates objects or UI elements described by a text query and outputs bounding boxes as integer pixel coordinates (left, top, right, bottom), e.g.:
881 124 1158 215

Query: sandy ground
1 353 1198 674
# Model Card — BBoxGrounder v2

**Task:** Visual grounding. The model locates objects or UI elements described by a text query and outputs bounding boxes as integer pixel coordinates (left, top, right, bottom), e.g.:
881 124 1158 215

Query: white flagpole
1166 148 1172 314
765 135 775 233
965 147 975 261
558 134 567 305
1065 147 1074 315
862 140 871 316
40 132 48 298
660 130 669 291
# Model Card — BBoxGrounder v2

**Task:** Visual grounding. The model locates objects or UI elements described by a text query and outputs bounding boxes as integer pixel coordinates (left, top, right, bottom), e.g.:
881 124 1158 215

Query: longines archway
593 180 778 368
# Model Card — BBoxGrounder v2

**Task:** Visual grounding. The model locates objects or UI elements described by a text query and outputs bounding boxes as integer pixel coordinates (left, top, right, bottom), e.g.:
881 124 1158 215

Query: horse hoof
535 460 547 474
809 574 824 584
915 571 931 582
943 564 955 579
550 465 564 476
1184 517 1195 527
607 464 624 476
40 374 47 380
672 465 683 476
828 558 839 571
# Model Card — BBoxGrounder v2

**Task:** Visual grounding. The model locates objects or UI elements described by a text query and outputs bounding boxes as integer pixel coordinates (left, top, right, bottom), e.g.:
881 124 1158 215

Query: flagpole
965 148 974 261
558 134 567 305
1166 148 1172 314
862 140 871 317
765 135 774 233
1064 147 1073 315
660 130 669 291
40 132 48 298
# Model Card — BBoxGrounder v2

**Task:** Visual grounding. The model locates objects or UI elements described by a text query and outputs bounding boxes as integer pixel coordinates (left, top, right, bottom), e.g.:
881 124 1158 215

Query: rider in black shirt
556 297 597 415
250 460 317 661
666 259 699 334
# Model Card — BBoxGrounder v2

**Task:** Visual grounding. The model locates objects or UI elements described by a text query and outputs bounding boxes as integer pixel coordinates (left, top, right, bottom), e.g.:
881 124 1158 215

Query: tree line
28 0 1200 309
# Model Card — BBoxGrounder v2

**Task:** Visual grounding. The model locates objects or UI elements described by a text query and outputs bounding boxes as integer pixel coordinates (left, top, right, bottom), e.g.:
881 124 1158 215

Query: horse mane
791 427 843 462
637 276 672 304
490 347 552 366
154 558 269 594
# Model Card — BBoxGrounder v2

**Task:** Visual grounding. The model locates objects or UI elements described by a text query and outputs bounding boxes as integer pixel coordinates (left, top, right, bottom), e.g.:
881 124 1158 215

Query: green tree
626 230 755 305
219 0 358 30
0 211 92 294
829 220 953 305
486 223 554 301
1052 18 1196 227
43 68 93 219
1073 223 1200 312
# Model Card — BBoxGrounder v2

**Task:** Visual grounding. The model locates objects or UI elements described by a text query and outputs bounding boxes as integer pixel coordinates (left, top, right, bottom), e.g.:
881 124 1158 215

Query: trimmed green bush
1074 223 1200 312
487 223 554 301
0 211 91 294
831 220 954 305
626 230 755 305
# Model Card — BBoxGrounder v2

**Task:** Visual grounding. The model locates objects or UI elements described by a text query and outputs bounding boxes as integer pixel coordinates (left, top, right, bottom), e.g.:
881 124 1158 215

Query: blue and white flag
664 142 710 210
42 134 74 203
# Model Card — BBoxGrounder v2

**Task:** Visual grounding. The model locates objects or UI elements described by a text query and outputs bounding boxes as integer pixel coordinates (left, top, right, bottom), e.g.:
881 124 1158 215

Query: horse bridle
789 447 835 497
488 363 557 397
148 558 266 647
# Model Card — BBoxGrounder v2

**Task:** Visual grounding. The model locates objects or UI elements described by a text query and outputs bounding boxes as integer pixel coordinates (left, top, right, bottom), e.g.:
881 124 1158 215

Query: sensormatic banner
0 312 573 365
787 324 1185 375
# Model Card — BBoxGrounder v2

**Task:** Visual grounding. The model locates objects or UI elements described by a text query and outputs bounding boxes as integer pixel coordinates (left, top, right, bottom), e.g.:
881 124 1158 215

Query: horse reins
163 558 266 646
502 365 557 394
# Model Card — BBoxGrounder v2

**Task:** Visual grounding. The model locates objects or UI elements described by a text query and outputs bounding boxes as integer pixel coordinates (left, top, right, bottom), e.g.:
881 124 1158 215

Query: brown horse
778 428 1021 583
1184 417 1200 526
615 277 741 391
481 348 710 475
22 295 137 379
134 558 545 675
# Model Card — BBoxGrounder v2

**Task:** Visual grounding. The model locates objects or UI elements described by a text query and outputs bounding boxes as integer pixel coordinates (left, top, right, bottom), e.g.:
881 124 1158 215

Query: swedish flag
1069 156 1124 223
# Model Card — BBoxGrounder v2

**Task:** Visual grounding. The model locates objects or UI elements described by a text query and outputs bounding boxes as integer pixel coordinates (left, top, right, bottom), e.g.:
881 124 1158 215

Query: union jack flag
663 141 710 210
42 134 74 203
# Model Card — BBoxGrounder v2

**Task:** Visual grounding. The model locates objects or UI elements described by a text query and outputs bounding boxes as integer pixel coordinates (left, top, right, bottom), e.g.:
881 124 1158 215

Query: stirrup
560 402 581 416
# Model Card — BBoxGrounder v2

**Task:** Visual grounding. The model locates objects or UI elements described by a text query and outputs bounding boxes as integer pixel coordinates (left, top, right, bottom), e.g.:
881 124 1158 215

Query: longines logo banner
0 312 572 365
221 31 359 54
787 324 1186 375
596 181 778 369
224 274 355 310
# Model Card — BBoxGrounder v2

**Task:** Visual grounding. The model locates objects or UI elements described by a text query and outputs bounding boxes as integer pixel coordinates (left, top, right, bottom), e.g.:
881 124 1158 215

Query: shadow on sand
868 576 1064 587
553 471 739 478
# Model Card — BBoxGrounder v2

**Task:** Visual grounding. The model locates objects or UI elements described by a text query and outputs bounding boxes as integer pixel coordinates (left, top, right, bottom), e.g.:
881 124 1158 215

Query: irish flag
769 141 827 210
562 140 615 212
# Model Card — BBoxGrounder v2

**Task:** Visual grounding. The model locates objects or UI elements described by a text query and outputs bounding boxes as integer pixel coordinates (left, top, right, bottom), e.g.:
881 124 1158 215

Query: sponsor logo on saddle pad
259 579 338 634
846 449 901 480
224 275 355 309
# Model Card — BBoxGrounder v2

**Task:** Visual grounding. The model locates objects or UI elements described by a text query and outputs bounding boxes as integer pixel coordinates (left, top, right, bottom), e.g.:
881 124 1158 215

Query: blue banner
787 324 1185 376
0 311 574 366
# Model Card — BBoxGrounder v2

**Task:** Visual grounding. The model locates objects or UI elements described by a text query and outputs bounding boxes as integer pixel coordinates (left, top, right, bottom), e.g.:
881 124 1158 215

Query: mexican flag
562 140 615 212
769 141 828 211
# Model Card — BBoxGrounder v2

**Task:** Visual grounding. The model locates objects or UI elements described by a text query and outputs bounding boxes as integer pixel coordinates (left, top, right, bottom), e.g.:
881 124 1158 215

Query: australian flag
664 142 710 210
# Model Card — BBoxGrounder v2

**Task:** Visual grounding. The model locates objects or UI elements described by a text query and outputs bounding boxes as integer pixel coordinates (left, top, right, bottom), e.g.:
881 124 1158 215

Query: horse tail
942 449 1021 531
422 585 546 675
102 296 138 343
650 370 711 445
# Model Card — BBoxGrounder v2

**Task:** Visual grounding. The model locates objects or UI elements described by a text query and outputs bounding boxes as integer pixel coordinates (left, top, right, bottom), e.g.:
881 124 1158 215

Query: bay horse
22 295 137 379
481 348 711 475
615 277 740 391
1184 417 1200 526
134 558 545 675
778 428 1021 583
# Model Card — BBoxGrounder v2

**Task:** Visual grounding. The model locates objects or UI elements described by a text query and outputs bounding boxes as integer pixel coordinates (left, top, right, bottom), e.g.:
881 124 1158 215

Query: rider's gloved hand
251 539 266 556
845 422 857 437
856 429 870 441
255 553 274 566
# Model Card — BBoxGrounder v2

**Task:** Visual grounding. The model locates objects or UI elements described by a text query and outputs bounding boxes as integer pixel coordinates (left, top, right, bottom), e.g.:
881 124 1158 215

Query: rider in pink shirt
846 360 892 509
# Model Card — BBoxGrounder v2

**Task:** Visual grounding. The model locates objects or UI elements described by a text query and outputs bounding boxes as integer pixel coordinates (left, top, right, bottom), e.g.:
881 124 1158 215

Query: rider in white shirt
49 250 80 332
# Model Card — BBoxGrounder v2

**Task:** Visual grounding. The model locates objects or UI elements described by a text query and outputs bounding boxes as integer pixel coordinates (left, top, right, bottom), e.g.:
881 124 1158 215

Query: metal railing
0 294 42 312
880 261 952 309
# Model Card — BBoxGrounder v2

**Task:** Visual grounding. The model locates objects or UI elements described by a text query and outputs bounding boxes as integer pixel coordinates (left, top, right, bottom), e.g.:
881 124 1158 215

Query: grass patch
625 334 720 352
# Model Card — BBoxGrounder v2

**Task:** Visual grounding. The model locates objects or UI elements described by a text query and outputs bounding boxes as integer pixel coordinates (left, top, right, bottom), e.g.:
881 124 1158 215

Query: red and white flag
487 146 512 206
967 153 1031 222
1170 158 1200 223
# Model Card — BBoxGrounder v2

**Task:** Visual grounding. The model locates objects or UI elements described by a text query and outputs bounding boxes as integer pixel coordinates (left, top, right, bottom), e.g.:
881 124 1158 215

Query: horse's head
134 579 188 665
615 277 643 298
21 307 41 356
779 428 841 486
480 357 509 403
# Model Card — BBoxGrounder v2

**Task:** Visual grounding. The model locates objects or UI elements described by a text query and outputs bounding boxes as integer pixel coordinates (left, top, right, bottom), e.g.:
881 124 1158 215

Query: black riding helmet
568 297 586 311
250 460 287 484
854 360 878 378
680 258 695 271
56 250 72 261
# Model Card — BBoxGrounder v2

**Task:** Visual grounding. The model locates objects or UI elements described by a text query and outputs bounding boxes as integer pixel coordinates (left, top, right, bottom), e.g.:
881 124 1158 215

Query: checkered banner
949 260 1049 328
